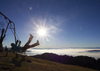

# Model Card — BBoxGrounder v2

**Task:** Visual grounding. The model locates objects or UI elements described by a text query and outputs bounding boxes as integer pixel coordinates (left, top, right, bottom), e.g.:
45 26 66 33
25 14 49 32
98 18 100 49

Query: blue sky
0 0 100 48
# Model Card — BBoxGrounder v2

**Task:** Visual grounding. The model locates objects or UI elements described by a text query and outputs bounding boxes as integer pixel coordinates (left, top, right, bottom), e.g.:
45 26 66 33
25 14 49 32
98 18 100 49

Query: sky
0 0 100 48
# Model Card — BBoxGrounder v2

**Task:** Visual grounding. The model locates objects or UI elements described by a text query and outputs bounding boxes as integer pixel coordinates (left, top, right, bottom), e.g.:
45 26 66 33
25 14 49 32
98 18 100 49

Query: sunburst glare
33 23 51 42
37 27 47 37
31 18 58 42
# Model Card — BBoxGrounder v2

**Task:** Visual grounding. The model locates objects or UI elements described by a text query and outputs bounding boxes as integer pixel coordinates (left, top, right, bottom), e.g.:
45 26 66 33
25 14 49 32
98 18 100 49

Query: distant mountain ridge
33 53 100 70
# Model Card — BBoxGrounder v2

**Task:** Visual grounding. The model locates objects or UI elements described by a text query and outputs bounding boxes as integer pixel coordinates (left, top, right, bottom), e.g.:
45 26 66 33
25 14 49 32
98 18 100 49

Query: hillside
0 51 98 71
33 53 100 70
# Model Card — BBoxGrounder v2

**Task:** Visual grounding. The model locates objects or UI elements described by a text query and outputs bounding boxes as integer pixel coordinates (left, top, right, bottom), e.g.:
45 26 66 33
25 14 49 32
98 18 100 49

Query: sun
31 19 52 41
35 25 49 38
37 28 47 37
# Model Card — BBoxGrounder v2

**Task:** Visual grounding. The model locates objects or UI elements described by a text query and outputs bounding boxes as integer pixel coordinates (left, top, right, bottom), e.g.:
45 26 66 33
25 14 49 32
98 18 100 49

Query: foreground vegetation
0 51 98 71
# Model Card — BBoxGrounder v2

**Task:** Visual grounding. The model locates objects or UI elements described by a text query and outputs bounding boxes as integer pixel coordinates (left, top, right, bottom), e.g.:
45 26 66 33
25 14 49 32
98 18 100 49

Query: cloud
49 25 57 33
49 25 62 34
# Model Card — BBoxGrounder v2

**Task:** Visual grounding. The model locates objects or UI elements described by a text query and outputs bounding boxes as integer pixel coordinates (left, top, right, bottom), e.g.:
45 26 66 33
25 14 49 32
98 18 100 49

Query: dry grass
0 51 98 71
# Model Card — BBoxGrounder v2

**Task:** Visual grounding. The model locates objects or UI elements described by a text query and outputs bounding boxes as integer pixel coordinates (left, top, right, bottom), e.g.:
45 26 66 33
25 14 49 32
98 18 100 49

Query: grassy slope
0 51 98 71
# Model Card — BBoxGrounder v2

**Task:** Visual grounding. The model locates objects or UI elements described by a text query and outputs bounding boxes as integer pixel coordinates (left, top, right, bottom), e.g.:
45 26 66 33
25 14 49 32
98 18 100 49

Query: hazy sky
0 0 100 48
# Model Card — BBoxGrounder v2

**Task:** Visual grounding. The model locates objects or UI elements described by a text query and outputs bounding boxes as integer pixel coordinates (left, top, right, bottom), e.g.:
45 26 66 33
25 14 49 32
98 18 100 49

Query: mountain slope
0 51 97 71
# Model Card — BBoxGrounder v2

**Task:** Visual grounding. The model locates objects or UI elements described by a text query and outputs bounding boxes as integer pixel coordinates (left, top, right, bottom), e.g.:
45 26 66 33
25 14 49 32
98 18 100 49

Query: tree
0 22 5 51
